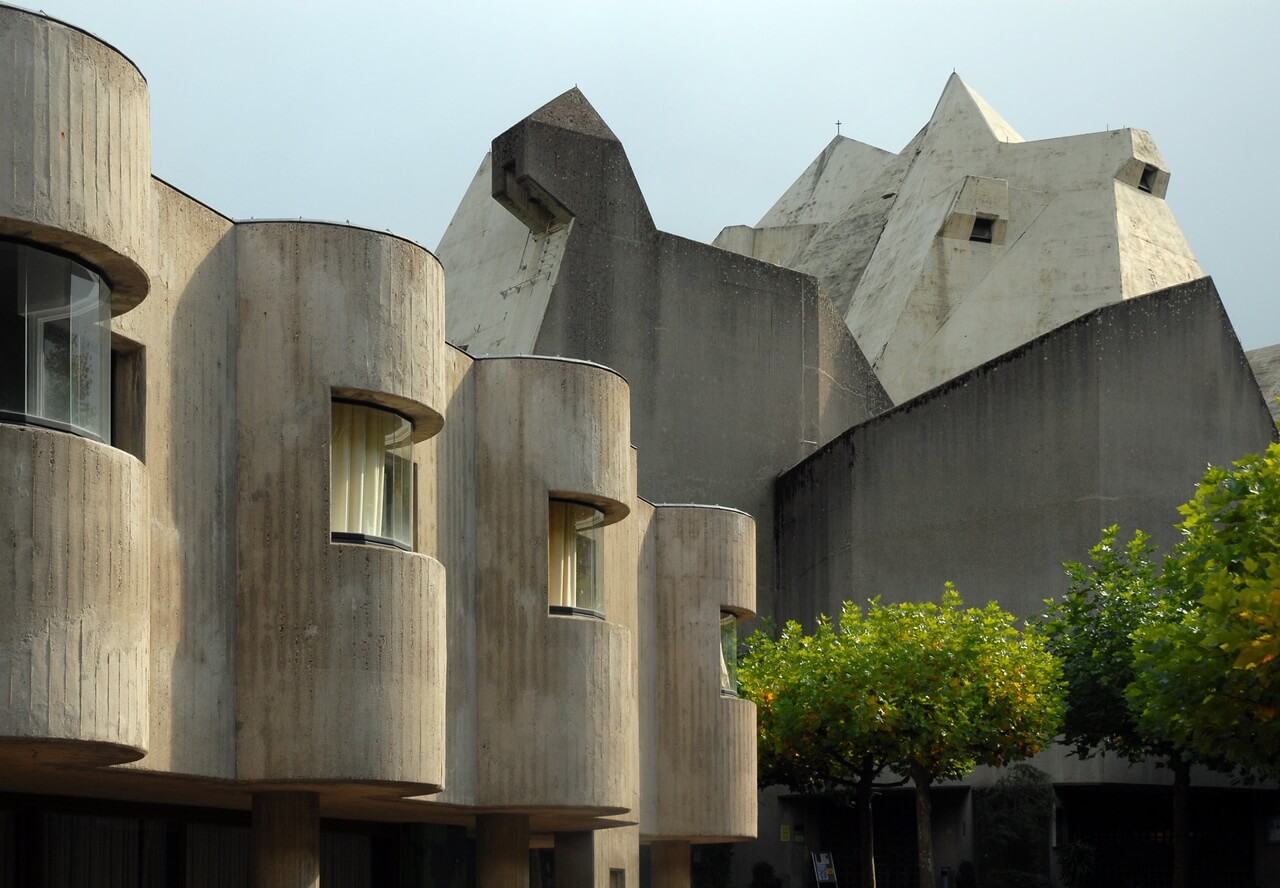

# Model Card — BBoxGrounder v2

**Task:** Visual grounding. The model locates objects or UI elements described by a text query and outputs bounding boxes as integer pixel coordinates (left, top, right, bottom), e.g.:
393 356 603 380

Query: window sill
330 531 412 552
548 605 605 620
0 410 107 444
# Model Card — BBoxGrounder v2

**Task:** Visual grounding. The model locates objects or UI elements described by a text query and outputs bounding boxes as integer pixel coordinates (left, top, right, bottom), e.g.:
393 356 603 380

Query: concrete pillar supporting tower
651 841 691 888
251 792 320 888
477 814 531 888
554 831 596 888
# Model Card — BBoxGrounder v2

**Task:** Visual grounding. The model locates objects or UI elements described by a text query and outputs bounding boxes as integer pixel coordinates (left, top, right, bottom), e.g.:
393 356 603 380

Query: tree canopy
1129 441 1280 776
1040 525 1167 763
740 587 1063 888
742 588 1063 787
1040 441 1280 888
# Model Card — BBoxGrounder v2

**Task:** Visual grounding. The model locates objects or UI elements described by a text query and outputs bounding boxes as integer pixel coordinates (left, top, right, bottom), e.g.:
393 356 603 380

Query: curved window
330 400 414 550
548 499 604 617
720 611 739 696
0 241 112 442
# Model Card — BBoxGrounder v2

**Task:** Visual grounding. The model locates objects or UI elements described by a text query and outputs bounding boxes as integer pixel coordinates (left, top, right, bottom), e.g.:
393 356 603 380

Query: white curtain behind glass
548 500 579 608
331 402 406 541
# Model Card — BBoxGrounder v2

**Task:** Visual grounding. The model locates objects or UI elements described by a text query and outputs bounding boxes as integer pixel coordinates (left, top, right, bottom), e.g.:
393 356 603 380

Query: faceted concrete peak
719 70 1204 406
929 73 1024 144
757 135 896 229
527 87 619 142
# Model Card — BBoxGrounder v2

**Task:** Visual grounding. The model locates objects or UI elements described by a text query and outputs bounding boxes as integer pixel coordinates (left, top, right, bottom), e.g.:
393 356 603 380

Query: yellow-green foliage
1129 441 1280 775
740 587 1064 792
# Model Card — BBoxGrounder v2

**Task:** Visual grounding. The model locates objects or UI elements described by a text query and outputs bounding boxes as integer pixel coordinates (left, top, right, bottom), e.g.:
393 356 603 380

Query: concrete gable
718 76 1205 405
778 276 1278 629
438 89 892 616
757 136 895 229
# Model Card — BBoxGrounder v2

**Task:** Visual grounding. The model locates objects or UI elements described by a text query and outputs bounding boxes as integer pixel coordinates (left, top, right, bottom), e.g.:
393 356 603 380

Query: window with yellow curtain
720 611 739 696
330 400 414 550
547 499 604 617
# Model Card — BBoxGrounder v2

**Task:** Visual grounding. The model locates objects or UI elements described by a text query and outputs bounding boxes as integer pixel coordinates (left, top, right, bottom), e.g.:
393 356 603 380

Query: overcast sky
29 0 1280 351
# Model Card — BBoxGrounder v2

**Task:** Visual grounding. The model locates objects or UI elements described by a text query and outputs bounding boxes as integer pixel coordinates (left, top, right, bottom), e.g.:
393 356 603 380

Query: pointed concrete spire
526 87 619 142
928 73 1024 144
759 135 895 228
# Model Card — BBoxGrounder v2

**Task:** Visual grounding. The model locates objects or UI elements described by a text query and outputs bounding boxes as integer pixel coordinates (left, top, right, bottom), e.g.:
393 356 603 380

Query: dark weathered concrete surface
777 277 1279 625
1248 343 1280 422
442 89 891 615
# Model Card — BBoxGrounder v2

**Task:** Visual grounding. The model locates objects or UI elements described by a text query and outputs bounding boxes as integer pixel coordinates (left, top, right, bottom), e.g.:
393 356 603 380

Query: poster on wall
811 852 838 885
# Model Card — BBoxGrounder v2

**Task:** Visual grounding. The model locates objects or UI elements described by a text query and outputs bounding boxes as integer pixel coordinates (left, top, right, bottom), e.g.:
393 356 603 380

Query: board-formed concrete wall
650 506 757 842
0 7 150 309
233 222 448 789
777 278 1278 629
421 344 481 806
0 8 761 878
472 356 638 812
0 8 154 772
0 425 149 766
111 182 238 779
439 89 891 618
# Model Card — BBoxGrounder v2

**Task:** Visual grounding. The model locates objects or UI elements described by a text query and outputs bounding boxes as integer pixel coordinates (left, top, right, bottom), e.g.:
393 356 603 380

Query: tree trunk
1171 754 1191 888
855 765 877 888
911 767 934 888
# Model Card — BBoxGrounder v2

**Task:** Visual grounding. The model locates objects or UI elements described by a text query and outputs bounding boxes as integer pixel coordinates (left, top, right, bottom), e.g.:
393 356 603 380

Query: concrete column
554 831 595 888
252 792 319 888
476 814 530 888
650 842 691 888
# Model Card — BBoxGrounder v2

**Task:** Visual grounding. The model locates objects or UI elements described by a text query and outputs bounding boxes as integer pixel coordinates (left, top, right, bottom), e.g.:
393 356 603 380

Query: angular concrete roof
526 87 619 141
1248 344 1280 422
437 89 892 615
716 75 1203 404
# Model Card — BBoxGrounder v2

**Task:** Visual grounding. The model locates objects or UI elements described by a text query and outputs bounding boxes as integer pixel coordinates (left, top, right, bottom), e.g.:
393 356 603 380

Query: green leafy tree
1130 441 1280 776
738 611 901 888
1043 442 1280 888
1039 528 1202 888
740 588 1063 888
1041 526 1165 763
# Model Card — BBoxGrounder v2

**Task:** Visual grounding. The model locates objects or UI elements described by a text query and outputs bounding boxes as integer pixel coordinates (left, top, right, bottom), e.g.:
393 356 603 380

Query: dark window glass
0 241 112 442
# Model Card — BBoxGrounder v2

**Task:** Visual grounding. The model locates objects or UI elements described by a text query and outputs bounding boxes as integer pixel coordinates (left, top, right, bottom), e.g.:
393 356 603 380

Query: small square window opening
1139 164 1158 194
969 217 995 244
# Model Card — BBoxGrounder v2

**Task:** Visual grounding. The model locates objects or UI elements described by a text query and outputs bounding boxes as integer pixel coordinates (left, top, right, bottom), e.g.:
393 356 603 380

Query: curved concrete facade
0 7 151 310
236 221 447 437
473 356 637 812
234 221 448 789
651 506 757 841
0 425 149 765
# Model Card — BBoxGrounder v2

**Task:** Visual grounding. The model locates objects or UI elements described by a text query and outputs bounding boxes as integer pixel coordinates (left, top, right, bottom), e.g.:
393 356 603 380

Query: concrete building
1249 344 1280 423
3 6 1280 888
715 75 1205 405
0 8 757 887
438 77 1280 888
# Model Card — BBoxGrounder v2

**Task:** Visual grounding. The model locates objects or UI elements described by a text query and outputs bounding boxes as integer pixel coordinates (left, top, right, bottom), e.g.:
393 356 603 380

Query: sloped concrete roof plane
438 86 891 618
1248 344 1280 422
717 73 1205 404
526 86 620 141
757 136 895 229
929 73 1025 145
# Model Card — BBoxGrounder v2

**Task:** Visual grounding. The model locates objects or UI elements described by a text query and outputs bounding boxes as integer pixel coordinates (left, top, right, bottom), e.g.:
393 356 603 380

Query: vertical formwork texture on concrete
233 221 447 790
472 356 637 813
0 7 153 766
0 425 150 764
0 6 151 309
649 506 757 842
